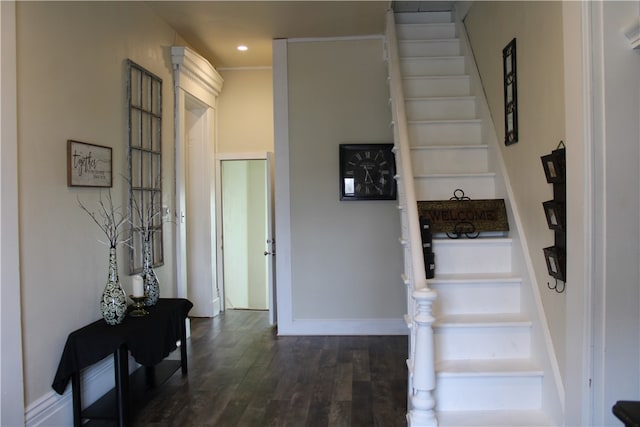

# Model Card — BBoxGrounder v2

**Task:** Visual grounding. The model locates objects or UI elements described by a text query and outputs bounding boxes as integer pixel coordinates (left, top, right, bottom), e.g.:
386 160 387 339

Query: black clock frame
339 143 396 201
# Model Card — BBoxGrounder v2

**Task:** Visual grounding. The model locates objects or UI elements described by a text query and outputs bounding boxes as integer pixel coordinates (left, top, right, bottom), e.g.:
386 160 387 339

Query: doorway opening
216 153 276 324
220 159 269 311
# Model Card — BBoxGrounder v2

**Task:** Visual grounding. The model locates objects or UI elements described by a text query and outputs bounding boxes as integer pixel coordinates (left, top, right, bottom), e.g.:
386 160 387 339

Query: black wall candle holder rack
541 142 566 292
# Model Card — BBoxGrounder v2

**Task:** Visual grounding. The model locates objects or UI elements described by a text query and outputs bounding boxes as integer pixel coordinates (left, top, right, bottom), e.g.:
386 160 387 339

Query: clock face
340 144 396 201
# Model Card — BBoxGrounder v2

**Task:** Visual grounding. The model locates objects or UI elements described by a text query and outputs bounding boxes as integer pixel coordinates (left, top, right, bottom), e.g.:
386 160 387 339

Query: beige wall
218 68 274 154
464 1 567 374
16 1 183 404
287 38 404 320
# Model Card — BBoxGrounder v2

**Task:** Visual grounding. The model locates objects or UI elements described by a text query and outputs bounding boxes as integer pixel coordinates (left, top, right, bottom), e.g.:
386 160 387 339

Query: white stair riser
408 121 482 145
431 240 512 274
436 376 542 411
436 410 554 427
401 57 465 76
406 98 476 121
403 76 471 97
411 147 489 174
397 23 456 40
414 175 496 201
431 282 521 315
398 39 461 57
435 325 531 361
395 11 452 25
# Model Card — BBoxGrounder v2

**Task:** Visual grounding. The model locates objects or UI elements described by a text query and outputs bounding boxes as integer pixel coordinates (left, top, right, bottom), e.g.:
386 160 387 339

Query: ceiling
147 1 455 69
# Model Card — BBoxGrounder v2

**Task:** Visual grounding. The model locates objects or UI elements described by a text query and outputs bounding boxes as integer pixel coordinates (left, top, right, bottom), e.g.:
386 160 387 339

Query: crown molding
171 46 223 106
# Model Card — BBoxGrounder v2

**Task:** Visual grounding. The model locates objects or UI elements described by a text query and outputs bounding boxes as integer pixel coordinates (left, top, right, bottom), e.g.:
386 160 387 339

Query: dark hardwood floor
130 310 408 427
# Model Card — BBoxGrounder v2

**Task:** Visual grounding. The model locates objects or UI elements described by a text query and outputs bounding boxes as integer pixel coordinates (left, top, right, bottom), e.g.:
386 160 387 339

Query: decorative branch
127 175 164 241
78 190 131 248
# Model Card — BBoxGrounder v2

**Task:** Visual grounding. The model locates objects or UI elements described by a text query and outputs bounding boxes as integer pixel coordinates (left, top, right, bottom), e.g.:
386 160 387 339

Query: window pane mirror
127 60 163 274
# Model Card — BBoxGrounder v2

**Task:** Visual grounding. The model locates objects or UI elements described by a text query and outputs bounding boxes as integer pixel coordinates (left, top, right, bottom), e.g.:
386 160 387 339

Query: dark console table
52 298 193 427
614 401 640 427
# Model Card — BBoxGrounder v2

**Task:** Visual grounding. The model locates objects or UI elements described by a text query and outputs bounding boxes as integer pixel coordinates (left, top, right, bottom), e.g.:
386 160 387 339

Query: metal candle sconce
541 141 566 292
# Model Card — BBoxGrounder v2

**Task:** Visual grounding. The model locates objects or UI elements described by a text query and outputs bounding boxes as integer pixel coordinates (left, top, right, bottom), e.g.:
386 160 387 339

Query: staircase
387 9 562 427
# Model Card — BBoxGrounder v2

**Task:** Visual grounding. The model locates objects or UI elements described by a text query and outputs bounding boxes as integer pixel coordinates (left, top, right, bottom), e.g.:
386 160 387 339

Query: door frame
171 47 223 316
215 151 275 323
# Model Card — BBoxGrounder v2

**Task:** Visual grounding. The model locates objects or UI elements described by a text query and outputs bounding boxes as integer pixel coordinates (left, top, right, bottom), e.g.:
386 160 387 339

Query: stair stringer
452 5 564 425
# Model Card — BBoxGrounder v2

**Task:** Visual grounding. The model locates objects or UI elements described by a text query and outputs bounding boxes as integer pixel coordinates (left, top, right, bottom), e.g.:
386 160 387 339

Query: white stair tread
436 358 543 377
401 54 465 61
437 409 555 427
411 144 488 150
398 22 455 28
414 172 496 179
403 75 470 81
398 37 460 43
395 12 452 25
406 95 475 102
408 118 482 125
432 237 513 244
429 272 522 284
436 313 531 327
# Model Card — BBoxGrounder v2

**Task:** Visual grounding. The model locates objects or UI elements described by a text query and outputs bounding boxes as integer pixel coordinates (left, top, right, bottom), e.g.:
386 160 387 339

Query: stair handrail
385 10 438 426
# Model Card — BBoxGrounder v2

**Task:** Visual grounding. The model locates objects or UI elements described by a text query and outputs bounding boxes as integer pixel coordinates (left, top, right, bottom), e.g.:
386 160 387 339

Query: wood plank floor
130 310 408 426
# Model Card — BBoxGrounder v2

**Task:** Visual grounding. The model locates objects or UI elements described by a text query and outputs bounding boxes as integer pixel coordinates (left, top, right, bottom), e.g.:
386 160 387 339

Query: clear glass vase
100 247 127 325
142 237 160 306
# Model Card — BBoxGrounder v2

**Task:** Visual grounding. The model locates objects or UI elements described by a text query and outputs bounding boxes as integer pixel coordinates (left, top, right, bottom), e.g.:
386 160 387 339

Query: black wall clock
339 143 396 201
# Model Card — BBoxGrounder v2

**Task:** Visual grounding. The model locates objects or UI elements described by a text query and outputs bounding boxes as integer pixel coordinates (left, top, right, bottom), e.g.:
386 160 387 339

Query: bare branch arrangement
128 175 163 241
78 190 130 249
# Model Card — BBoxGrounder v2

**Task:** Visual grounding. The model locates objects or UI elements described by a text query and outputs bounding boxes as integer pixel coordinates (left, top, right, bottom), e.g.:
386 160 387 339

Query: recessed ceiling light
237 45 248 52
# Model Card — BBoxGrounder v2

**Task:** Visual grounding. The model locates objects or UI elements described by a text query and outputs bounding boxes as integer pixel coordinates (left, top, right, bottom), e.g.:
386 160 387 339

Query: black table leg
71 372 82 427
113 345 130 426
180 318 188 375
145 365 156 387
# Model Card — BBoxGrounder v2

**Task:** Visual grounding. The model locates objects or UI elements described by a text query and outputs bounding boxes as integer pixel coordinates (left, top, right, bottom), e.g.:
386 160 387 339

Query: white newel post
409 286 438 426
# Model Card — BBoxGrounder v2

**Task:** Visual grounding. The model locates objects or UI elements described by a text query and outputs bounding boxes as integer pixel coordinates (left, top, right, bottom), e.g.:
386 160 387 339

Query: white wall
588 2 640 425
283 38 405 330
15 1 182 413
464 0 567 377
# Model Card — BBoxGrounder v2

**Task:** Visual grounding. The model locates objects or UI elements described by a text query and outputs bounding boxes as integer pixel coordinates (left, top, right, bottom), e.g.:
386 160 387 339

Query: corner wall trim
623 17 640 50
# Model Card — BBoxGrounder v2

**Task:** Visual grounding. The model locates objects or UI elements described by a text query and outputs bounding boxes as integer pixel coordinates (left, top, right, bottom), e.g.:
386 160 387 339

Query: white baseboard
26 356 113 426
212 296 221 316
25 353 150 427
277 317 408 336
